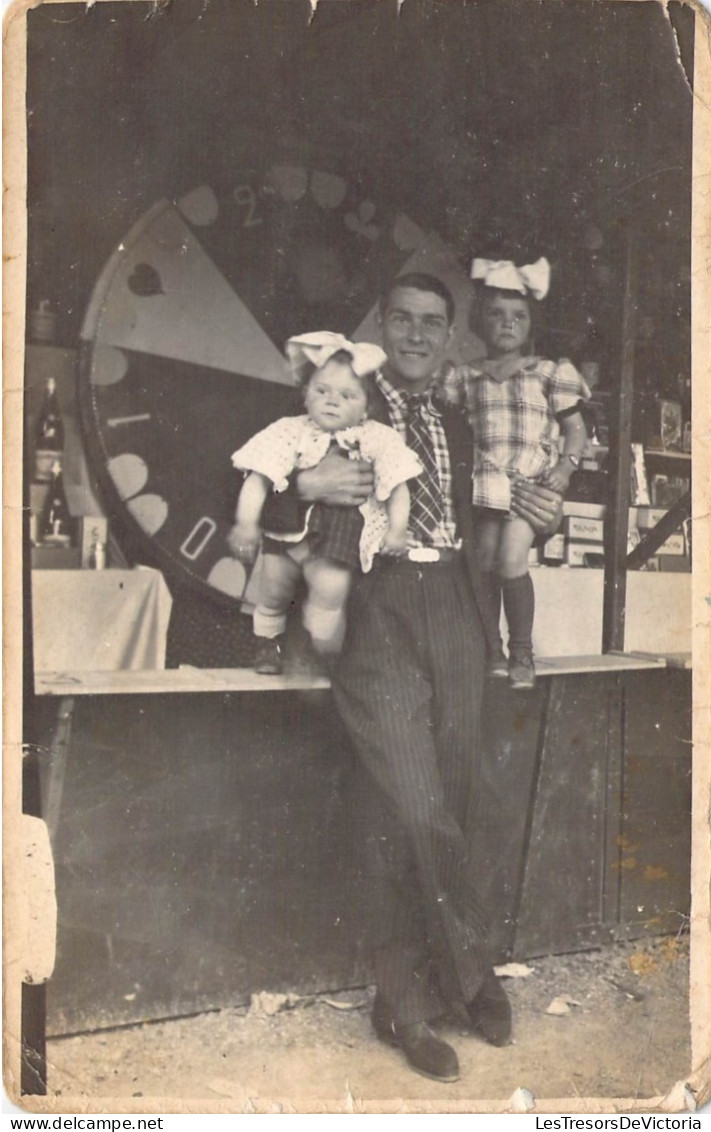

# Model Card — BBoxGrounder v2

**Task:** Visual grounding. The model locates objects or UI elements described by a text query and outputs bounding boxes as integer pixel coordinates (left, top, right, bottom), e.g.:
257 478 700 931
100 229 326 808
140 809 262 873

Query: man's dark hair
379 272 456 326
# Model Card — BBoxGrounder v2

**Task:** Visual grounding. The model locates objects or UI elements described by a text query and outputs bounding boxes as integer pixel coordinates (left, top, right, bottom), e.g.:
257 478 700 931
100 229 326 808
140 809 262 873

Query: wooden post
602 229 638 653
22 402 47 1096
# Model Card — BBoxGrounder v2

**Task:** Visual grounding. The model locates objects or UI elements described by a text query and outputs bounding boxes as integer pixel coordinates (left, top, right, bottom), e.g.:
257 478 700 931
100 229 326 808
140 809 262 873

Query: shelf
584 447 691 462
572 447 691 462
643 449 691 461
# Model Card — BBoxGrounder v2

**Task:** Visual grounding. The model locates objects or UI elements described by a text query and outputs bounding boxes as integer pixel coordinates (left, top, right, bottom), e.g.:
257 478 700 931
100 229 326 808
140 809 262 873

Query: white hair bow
286 331 386 382
470 257 551 300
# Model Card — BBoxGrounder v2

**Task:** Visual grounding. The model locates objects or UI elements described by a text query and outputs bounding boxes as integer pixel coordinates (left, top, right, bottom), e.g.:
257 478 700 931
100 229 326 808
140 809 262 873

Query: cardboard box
542 533 565 561
563 516 604 543
636 507 669 530
565 503 639 529
650 474 689 508
631 442 651 505
564 542 605 567
562 501 605 520
654 532 685 556
657 555 691 572
31 545 81 570
659 399 682 451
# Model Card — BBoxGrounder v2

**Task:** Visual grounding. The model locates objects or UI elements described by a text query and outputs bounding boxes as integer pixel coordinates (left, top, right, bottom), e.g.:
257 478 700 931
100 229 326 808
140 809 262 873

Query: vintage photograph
4 0 709 1114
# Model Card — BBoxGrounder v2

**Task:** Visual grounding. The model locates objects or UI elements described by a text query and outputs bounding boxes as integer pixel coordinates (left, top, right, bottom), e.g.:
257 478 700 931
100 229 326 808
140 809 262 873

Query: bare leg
497 515 536 581
253 552 302 639
301 557 353 655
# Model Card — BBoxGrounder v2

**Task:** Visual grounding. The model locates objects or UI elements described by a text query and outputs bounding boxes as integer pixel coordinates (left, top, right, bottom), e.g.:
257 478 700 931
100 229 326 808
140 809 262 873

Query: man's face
379 286 454 392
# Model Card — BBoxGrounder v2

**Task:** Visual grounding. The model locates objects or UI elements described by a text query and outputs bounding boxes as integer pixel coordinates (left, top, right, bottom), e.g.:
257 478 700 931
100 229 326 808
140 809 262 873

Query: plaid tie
405 394 445 543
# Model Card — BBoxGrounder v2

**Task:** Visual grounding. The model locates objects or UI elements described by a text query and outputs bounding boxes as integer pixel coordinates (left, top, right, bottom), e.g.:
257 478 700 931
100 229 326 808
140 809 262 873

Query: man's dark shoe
253 636 284 675
466 970 512 1046
487 649 509 678
371 993 397 1042
372 998 459 1083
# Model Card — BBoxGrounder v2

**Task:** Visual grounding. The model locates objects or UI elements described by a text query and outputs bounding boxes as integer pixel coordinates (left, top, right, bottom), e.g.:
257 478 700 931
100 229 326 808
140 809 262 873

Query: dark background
26 0 693 399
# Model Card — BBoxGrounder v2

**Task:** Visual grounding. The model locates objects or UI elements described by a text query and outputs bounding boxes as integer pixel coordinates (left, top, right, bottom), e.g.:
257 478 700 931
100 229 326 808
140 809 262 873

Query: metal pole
602 229 638 653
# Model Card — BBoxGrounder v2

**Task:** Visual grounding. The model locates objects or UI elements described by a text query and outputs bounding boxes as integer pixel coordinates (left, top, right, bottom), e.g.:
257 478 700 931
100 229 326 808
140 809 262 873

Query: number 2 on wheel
234 184 263 228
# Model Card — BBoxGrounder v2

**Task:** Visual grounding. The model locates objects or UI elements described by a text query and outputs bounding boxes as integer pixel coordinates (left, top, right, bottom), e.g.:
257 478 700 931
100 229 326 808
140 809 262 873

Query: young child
227 331 423 675
443 256 590 689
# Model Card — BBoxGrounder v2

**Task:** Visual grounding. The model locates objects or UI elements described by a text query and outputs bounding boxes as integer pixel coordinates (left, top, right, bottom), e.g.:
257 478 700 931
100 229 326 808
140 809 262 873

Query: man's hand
296 451 374 506
510 478 563 536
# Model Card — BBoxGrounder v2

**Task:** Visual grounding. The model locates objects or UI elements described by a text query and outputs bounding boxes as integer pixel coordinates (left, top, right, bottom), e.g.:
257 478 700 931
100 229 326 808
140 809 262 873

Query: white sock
302 604 345 654
253 607 287 639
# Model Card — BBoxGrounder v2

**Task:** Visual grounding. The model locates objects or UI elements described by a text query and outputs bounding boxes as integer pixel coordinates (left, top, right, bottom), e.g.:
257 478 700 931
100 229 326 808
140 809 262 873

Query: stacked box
636 507 669 530
562 506 604 567
563 515 604 543
542 533 565 563
553 503 688 569
563 543 605 567
654 532 685 556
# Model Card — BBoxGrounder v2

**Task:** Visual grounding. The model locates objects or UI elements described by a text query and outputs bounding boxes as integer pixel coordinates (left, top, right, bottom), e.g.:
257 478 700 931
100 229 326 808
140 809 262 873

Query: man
268 273 560 1082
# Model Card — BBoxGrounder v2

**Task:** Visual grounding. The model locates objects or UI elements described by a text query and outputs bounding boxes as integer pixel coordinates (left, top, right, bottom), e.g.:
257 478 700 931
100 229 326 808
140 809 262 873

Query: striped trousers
332 554 491 1026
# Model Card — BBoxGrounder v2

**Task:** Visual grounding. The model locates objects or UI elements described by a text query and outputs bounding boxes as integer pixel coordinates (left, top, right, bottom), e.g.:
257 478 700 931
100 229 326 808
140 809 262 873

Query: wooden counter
33 649 665 697
30 651 691 1036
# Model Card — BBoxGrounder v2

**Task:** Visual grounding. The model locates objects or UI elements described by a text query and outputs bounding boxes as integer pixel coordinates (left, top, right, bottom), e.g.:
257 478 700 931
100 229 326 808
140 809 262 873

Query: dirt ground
45 935 693 1114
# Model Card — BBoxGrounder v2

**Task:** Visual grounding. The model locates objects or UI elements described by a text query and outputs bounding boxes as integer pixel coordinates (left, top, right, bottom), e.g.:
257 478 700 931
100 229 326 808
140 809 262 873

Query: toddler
228 331 423 675
443 256 590 689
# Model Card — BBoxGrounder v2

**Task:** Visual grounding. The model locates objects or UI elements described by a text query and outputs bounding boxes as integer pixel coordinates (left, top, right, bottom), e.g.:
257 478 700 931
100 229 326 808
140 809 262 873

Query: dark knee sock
502 573 535 654
483 572 504 654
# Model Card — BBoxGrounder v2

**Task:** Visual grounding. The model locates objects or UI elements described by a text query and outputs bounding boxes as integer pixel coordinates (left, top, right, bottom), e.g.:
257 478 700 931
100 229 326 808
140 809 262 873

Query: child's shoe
487 649 509 678
254 636 284 675
287 621 330 678
508 648 536 690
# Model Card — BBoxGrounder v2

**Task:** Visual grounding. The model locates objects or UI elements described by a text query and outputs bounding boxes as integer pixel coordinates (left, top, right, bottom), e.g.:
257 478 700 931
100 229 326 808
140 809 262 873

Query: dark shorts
263 502 364 570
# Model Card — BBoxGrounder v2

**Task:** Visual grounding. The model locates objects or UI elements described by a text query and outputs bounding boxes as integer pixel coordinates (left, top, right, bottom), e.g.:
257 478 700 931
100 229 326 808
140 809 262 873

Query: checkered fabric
456 358 590 511
296 500 365 569
375 372 458 547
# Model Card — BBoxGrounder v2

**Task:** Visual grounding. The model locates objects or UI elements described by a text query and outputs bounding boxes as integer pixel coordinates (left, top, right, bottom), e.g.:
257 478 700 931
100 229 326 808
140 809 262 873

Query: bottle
29 299 57 344
33 377 65 483
38 461 73 546
90 538 106 569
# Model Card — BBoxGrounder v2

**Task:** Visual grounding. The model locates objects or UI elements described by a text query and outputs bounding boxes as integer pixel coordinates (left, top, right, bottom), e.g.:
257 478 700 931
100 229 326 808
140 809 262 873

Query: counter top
33 653 671 696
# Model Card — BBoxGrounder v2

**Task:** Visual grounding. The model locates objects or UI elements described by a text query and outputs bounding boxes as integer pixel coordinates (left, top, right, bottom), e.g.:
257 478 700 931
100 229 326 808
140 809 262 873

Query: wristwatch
565 453 581 468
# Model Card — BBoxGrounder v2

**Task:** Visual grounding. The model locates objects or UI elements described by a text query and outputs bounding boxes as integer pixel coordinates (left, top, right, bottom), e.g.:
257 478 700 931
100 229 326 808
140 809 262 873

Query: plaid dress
447 358 590 511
